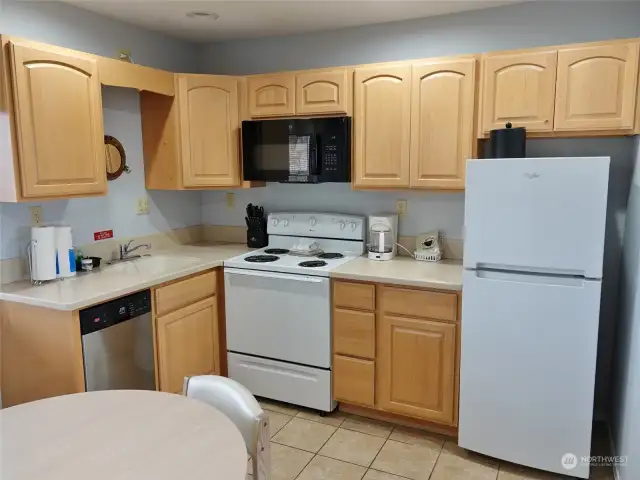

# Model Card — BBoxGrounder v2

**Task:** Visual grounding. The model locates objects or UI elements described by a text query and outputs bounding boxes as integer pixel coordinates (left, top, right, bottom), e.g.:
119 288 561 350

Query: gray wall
201 1 640 74
0 0 198 72
612 137 640 480
199 0 640 419
0 1 202 262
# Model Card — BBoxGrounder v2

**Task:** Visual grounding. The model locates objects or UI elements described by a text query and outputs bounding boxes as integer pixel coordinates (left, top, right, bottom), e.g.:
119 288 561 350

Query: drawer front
333 355 375 407
380 285 457 322
334 308 375 359
229 352 334 412
333 281 375 311
155 270 217 316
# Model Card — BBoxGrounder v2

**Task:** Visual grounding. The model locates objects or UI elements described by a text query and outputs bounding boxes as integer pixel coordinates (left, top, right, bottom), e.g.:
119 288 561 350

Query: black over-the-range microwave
241 116 351 184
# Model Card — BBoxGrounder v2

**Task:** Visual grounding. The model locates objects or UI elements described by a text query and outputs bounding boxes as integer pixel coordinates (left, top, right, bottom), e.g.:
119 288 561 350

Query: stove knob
283 219 289 227
309 217 317 226
338 221 346 230
272 218 279 226
350 222 357 230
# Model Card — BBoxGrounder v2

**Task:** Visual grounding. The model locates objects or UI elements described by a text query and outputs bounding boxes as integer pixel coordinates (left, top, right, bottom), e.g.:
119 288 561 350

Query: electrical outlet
226 192 235 208
137 196 149 215
396 200 407 217
29 206 43 226
117 48 133 63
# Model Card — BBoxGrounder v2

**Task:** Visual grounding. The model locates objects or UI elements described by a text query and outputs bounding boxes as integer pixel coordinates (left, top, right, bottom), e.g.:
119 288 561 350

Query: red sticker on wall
94 230 114 241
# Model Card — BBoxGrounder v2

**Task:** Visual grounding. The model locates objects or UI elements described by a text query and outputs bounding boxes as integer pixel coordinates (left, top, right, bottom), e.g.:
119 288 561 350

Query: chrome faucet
119 240 151 260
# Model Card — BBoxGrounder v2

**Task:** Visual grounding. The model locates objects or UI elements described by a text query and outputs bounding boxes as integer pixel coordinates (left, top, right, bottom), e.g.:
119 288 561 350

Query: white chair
183 375 270 480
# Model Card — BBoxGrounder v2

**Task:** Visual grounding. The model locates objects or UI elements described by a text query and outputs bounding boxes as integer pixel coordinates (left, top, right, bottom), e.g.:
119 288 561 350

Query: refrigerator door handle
474 263 587 278
474 269 588 287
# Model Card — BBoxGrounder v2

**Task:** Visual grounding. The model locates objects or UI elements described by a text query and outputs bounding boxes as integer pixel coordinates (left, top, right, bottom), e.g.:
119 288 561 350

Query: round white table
0 390 247 480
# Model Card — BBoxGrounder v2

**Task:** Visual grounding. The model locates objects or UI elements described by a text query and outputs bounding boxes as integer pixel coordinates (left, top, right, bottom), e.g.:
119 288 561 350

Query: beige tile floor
247 398 615 480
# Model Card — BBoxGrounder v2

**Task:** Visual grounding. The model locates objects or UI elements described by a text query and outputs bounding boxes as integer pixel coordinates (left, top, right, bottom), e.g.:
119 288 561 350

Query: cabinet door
555 43 639 131
156 296 219 394
354 64 411 188
247 74 295 117
480 51 557 134
178 75 240 187
296 69 349 115
410 58 476 189
9 42 106 198
378 314 456 424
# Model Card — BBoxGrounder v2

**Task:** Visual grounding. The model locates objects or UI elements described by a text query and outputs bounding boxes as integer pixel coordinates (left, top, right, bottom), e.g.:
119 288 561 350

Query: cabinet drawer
333 355 375 407
155 271 217 316
333 281 375 311
334 308 375 359
380 286 457 322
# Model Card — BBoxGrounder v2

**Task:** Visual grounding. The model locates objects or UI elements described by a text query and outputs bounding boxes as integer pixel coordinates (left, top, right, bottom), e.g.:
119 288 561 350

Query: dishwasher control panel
80 289 151 335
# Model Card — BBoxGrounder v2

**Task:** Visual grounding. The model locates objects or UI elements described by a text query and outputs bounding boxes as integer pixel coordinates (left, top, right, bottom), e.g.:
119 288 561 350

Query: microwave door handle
310 135 320 175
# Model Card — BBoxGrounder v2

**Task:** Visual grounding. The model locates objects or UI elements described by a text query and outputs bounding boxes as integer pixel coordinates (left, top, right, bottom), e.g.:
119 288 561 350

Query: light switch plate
396 200 407 217
29 206 43 226
226 192 235 208
137 196 149 215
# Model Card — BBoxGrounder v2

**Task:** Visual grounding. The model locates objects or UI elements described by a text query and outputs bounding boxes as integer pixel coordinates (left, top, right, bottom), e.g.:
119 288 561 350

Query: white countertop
0 245 462 311
329 256 462 291
0 243 252 311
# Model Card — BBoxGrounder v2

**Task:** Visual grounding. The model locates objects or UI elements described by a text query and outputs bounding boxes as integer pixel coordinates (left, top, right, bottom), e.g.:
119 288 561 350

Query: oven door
242 119 319 183
224 268 331 368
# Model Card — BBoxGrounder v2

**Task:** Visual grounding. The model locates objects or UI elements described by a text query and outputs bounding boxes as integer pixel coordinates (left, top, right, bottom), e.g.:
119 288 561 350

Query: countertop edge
329 271 462 291
0 259 225 311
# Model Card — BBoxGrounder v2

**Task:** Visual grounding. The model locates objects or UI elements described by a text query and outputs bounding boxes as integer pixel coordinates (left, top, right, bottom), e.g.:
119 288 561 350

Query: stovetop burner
245 255 279 263
317 252 344 259
264 248 290 255
299 260 328 268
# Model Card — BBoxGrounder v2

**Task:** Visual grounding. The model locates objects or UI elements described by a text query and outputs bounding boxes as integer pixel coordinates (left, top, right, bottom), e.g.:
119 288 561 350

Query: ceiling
62 0 521 42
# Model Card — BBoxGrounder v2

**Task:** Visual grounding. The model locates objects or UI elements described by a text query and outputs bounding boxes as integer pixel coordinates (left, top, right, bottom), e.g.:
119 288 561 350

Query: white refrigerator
459 157 610 479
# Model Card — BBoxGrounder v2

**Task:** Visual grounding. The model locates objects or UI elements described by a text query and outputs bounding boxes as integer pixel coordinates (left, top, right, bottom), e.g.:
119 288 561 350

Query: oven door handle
224 267 327 283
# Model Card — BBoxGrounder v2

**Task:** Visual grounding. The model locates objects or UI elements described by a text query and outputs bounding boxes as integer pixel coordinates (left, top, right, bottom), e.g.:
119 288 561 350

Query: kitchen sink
103 255 201 275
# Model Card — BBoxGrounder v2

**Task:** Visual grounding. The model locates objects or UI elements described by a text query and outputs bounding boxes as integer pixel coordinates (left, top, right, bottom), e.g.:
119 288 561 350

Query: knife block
247 229 268 248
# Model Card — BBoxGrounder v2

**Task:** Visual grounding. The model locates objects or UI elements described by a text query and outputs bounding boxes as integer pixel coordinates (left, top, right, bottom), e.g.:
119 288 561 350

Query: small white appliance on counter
367 214 398 261
224 212 365 412
459 157 610 479
27 226 57 283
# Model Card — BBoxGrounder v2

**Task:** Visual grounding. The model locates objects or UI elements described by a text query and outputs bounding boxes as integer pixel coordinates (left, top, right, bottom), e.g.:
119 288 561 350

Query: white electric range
224 212 365 412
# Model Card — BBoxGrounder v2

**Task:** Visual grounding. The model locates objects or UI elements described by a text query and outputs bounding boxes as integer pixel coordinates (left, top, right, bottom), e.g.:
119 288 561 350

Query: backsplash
202 185 465 239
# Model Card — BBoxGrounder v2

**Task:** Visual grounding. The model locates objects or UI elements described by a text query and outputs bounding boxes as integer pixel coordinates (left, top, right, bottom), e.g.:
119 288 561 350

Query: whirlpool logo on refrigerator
524 172 541 179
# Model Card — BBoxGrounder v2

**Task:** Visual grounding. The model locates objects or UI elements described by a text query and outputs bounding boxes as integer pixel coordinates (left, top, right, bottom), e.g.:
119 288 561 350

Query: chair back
183 375 263 452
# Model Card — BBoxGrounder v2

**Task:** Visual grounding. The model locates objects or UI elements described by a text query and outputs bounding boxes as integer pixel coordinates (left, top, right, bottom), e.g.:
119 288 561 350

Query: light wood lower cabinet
333 355 375 407
377 314 456 424
156 296 219 394
332 280 460 428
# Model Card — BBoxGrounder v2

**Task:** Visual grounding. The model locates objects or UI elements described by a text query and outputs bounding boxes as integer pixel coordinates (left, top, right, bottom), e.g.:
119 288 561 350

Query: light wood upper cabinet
410 58 476 189
480 50 557 134
177 74 240 187
555 43 639 131
9 41 106 198
247 74 295 117
156 296 219 394
377 314 456 424
296 69 350 115
353 64 412 188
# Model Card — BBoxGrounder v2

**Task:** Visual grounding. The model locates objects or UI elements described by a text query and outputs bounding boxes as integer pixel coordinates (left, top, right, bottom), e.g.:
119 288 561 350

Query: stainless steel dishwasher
80 290 156 391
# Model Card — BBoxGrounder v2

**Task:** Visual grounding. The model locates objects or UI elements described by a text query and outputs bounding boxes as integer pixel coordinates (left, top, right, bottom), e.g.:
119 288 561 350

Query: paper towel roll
30 226 57 282
55 226 76 278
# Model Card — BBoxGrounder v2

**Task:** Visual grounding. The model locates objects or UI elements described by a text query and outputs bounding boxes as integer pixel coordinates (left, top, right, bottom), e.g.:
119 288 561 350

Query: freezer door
459 269 600 479
464 157 610 278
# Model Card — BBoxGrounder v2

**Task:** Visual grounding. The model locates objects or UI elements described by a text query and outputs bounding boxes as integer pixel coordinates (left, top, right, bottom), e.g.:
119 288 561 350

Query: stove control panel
267 212 365 240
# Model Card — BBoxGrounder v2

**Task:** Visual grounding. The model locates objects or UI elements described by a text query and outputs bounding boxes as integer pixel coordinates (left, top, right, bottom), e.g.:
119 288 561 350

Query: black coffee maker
489 122 526 158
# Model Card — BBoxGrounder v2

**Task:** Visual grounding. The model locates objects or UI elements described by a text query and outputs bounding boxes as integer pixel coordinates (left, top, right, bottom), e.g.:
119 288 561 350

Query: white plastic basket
414 250 442 262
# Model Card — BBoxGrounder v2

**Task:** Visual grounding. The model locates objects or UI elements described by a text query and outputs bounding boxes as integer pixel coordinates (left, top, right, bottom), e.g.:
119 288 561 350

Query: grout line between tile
366 467 414 480
427 443 446 480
